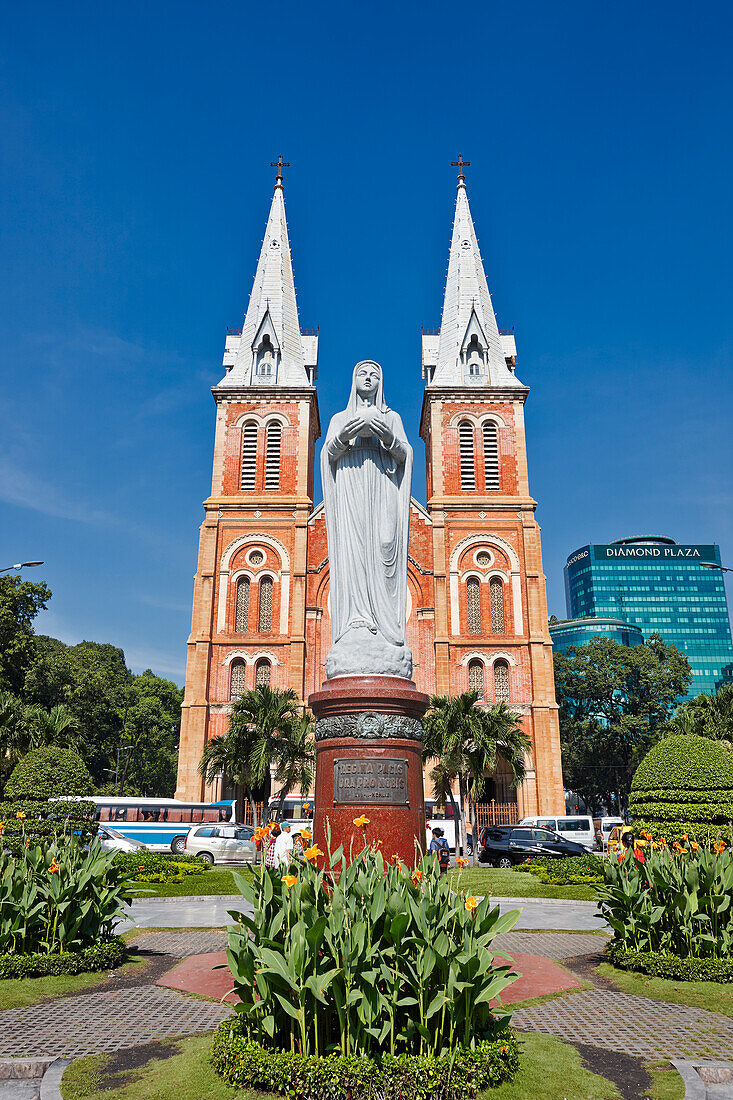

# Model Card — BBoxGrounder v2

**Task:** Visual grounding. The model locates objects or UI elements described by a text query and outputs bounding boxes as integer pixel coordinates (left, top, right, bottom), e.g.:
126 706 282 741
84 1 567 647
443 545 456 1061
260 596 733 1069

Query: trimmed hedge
515 854 604 885
629 820 733 847
604 942 733 984
210 1018 520 1100
0 936 127 979
112 850 210 882
630 735 733 823
0 798 98 855
4 747 93 800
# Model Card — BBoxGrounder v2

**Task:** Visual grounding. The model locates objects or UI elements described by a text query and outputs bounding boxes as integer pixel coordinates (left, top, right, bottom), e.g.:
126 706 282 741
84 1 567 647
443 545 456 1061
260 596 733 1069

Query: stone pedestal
309 676 429 867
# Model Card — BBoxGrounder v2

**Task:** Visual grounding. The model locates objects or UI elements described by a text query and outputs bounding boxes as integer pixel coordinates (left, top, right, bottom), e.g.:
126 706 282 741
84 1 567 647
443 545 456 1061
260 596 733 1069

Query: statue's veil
346 360 388 415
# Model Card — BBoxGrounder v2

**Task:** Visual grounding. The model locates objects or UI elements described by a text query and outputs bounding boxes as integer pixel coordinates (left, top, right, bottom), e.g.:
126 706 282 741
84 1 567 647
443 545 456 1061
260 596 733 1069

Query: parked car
478 824 587 867
185 823 257 865
97 827 148 853
519 815 595 851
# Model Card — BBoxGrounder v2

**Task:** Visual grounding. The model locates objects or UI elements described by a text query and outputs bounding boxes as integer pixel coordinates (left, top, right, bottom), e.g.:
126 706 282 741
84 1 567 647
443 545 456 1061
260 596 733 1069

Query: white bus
62 797 237 854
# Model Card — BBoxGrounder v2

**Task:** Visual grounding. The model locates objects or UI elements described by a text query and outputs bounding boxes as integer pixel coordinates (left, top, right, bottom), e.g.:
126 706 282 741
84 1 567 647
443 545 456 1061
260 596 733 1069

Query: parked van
519 815 595 851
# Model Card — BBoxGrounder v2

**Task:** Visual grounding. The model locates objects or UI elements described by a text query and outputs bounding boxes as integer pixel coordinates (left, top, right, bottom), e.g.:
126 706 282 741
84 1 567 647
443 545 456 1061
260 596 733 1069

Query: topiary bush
0 938 126 979
629 820 733 848
629 735 733 823
112 850 210 882
514 854 604 885
604 942 733 983
4 746 93 800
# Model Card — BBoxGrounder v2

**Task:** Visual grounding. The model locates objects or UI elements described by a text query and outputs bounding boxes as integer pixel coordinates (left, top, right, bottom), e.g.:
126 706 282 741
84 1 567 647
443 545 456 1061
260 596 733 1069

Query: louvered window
467 578 481 634
490 577 505 633
255 658 271 687
494 660 510 703
459 421 475 490
240 421 258 490
230 660 247 701
483 422 500 490
258 577 273 632
468 659 484 700
265 422 282 490
235 578 250 633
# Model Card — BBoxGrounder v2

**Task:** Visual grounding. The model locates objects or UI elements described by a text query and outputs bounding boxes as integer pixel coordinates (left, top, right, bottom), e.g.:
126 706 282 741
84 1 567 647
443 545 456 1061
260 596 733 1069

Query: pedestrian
274 820 294 867
430 826 450 874
265 823 280 868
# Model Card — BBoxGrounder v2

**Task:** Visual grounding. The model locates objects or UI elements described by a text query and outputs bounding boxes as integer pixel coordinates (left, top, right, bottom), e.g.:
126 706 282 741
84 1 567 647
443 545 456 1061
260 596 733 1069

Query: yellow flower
304 844 323 863
456 857 469 868
48 859 59 874
353 815 370 828
283 874 298 889
16 812 26 822
465 896 479 912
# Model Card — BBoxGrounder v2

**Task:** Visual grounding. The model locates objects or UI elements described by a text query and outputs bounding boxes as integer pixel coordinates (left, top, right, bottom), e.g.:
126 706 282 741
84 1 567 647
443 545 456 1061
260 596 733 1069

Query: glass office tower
564 536 733 700
549 617 643 655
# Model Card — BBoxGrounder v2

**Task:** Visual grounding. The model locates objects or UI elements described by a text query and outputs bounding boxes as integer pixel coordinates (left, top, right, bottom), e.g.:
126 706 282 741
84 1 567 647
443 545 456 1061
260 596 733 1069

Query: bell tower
176 164 320 801
419 162 564 816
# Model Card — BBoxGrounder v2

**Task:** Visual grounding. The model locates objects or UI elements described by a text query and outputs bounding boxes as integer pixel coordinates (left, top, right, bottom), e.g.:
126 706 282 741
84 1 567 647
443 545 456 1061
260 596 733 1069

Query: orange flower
411 869 423 885
659 836 667 846
465 896 479 912
640 831 652 841
672 842 683 853
25 839 30 848
16 812 26 822
48 859 59 874
283 874 298 889
299 829 312 842
304 844 323 862
713 840 727 854
392 854 404 865
0 822 4 835
456 857 469 868
353 815 370 828
690 841 699 851
500 1045 508 1054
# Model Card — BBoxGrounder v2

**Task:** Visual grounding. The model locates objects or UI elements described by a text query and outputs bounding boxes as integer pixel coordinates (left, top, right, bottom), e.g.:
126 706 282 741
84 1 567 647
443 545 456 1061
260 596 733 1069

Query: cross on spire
270 155 290 187
451 153 470 183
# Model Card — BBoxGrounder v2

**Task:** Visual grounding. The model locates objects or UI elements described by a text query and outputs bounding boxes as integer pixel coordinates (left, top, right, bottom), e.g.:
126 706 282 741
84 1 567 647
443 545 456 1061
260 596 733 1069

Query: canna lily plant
225 832 521 1059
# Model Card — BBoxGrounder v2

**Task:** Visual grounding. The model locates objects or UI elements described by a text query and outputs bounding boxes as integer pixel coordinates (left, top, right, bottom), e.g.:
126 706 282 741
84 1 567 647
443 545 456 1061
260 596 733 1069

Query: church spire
426 166 521 388
220 164 315 388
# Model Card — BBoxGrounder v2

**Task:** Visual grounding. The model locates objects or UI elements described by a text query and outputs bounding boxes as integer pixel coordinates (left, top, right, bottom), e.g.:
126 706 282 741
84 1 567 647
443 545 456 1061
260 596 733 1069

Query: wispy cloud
137 593 191 613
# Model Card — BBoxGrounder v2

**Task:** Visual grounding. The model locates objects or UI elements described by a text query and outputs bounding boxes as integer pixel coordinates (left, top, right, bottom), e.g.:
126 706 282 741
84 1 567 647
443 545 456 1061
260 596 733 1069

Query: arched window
467 335 483 376
468 659 484 699
255 658 271 687
483 422 500 490
458 421 476 490
490 577 505 633
256 335 275 379
258 577 273 632
235 578 250 633
240 420 258 490
494 660 510 703
230 659 247 701
466 577 481 634
265 422 282 490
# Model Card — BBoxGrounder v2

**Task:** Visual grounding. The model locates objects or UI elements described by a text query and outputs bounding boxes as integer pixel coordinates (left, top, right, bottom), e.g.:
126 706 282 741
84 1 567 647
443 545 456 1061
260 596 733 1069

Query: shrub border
210 1019 520 1100
604 942 733 984
0 936 127 979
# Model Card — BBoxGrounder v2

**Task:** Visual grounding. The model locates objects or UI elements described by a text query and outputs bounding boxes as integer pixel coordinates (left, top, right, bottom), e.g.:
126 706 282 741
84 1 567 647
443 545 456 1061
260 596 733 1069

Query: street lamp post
0 561 44 575
701 562 733 573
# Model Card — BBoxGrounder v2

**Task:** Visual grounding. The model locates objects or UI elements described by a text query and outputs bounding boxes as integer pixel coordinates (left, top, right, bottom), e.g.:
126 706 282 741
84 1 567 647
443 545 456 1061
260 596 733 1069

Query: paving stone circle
494 931 608 959
0 987 232 1059
131 930 229 957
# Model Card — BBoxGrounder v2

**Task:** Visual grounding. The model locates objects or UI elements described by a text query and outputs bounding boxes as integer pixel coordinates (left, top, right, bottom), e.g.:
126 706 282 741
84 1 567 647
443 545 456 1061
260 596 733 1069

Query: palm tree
271 712 315 821
0 693 78 777
423 692 531 865
198 715 262 827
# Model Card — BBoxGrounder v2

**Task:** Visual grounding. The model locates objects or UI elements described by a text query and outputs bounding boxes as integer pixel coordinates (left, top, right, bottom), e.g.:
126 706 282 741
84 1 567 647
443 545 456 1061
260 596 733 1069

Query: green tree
114 671 183 796
665 684 733 747
554 633 692 813
0 690 78 792
270 712 315 821
423 693 531 865
199 714 262 827
0 575 51 694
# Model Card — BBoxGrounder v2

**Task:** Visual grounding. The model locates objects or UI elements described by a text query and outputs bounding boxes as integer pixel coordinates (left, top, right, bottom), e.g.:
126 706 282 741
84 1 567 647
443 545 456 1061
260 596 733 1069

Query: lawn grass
139 865 596 901
597 960 733 1018
60 1031 621 1100
450 866 598 901
646 1061 686 1100
0 952 148 1011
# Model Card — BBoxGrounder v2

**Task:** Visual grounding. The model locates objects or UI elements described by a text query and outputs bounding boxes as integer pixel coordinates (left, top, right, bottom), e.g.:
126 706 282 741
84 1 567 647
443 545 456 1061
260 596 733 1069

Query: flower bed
604 942 733 983
112 850 210 883
514 854 604 885
0 937 127 979
211 1017 519 1100
598 843 733 958
628 820 733 849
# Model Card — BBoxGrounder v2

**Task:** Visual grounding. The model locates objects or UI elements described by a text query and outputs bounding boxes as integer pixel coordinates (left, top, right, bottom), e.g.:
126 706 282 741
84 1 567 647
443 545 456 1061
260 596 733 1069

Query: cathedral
175 162 564 819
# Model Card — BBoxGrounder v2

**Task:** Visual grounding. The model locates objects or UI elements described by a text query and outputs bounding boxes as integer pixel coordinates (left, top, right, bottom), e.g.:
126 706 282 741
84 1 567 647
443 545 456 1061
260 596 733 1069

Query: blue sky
1 1 731 682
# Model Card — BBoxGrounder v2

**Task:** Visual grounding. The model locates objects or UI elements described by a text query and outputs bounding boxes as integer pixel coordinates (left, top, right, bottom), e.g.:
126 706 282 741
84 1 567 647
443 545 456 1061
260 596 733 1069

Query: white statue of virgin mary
321 360 413 679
